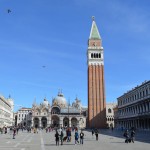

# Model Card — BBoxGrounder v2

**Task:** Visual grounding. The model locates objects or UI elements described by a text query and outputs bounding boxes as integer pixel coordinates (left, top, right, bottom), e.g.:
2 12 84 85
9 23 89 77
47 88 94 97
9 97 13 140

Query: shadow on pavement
84 129 150 144
45 143 75 146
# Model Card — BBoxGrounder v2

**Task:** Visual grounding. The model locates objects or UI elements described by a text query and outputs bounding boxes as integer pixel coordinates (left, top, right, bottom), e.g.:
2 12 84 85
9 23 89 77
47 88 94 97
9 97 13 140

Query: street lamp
68 98 70 127
92 108 94 129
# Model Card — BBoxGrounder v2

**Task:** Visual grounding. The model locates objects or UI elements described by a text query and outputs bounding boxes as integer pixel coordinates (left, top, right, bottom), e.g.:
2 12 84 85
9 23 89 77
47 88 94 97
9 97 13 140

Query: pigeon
7 9 11 13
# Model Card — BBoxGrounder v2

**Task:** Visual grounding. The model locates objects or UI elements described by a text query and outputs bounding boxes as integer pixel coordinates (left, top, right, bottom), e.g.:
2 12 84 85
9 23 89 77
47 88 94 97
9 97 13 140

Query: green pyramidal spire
89 16 101 39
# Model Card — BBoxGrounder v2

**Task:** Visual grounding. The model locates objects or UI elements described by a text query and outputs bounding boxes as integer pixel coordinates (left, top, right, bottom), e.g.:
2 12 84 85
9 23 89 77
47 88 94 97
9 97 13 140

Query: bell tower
87 17 106 128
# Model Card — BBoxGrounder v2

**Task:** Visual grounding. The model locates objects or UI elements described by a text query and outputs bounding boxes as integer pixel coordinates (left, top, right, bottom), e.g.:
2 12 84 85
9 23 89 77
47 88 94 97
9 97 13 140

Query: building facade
16 108 32 127
87 17 106 128
106 103 116 128
31 92 87 129
116 80 150 130
0 95 14 127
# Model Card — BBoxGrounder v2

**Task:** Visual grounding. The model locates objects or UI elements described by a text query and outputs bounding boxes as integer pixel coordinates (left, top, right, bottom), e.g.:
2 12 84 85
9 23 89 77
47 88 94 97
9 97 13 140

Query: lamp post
92 108 94 129
68 98 70 127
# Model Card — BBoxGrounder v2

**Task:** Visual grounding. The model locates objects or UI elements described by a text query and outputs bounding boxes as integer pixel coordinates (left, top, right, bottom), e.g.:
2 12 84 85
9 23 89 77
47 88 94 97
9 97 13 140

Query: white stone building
116 80 150 130
0 95 14 127
106 103 116 128
31 92 87 129
17 107 32 127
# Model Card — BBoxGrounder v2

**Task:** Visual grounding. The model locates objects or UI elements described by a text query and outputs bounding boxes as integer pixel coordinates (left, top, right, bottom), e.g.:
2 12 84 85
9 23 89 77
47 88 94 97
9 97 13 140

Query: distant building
113 105 118 128
31 92 87 129
16 107 32 127
116 80 150 130
106 103 116 128
0 95 14 127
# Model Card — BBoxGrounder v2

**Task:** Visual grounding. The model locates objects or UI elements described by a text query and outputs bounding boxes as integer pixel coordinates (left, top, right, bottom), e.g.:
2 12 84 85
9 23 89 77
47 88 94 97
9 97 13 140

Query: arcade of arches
32 116 79 128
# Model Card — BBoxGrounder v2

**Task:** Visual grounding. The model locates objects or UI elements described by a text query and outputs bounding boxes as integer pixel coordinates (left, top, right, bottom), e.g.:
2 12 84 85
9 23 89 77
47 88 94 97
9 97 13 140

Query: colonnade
117 118 150 130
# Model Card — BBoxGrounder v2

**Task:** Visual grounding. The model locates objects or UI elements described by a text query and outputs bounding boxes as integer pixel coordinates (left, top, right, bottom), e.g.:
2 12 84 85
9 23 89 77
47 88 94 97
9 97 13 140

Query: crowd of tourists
0 125 137 145
54 127 85 146
123 129 136 143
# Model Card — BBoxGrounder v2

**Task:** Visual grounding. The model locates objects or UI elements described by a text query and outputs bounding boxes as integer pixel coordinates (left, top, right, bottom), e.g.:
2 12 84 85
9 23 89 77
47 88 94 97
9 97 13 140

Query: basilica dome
52 92 67 108
42 98 49 107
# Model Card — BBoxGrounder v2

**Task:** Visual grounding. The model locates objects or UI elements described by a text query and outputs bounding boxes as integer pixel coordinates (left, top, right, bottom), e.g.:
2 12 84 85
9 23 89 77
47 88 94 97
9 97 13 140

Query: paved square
0 129 149 150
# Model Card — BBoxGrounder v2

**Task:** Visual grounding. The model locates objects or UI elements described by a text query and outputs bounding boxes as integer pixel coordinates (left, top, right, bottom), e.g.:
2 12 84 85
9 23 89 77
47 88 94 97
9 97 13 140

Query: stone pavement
0 129 149 150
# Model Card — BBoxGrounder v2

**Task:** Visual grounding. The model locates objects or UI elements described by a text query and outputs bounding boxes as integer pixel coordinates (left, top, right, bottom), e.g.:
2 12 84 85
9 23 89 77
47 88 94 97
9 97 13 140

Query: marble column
59 117 63 128
69 118 71 127
31 118 34 127
39 118 41 128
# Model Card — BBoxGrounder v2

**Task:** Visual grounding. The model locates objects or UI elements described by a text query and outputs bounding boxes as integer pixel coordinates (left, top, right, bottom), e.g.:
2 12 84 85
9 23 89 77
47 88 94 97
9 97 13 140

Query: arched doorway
27 120 31 127
41 117 47 128
24 122 26 127
51 115 59 127
34 118 39 128
63 117 69 127
71 118 77 127
15 115 17 126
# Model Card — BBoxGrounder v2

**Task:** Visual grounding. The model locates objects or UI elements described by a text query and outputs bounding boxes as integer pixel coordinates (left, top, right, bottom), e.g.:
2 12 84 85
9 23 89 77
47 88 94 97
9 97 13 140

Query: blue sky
0 0 150 111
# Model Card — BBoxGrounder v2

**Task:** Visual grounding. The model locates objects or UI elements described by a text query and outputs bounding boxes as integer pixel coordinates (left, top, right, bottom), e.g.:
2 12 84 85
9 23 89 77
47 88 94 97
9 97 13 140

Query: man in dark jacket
67 128 71 142
92 129 94 136
95 129 98 141
60 130 64 145
80 130 84 145
130 130 135 143
55 130 59 146
123 130 130 143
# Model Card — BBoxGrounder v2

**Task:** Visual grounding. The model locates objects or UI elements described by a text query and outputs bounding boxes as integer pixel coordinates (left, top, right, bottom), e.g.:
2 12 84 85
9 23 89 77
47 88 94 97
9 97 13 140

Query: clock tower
87 17 106 128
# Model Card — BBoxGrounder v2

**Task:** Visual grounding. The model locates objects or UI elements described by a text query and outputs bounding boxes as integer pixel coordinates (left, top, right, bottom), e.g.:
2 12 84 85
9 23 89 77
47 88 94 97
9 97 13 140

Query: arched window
94 53 96 58
140 92 142 98
143 91 145 97
99 53 101 58
51 107 60 114
91 53 93 58
96 53 98 58
137 92 139 99
146 89 148 95
108 108 112 113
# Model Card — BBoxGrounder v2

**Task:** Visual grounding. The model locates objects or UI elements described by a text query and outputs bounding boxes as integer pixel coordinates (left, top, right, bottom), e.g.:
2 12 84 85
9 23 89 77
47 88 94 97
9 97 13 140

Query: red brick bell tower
87 17 106 128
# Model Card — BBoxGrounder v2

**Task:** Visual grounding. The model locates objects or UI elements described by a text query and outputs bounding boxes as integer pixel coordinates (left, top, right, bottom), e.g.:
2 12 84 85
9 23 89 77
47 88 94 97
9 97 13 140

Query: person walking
55 130 59 146
13 127 16 139
123 130 130 143
80 130 84 145
92 129 94 136
16 127 19 134
67 128 71 142
5 127 7 134
60 130 64 145
74 130 79 145
0 127 2 134
130 130 135 143
95 129 98 141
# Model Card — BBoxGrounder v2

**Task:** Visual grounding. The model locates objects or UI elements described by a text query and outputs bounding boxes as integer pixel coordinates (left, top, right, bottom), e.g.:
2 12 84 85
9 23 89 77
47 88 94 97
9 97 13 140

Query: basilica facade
31 92 87 129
